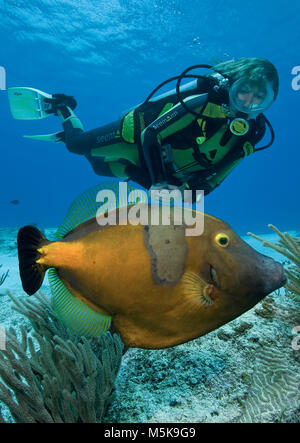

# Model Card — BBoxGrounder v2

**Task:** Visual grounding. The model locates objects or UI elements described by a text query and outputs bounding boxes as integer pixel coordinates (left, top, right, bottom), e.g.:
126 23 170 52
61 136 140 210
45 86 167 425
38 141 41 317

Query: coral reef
0 292 123 423
237 347 300 422
241 226 300 422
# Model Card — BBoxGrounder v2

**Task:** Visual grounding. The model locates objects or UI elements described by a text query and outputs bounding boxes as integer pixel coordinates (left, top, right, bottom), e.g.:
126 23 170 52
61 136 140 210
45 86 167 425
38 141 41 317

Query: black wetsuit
58 77 267 197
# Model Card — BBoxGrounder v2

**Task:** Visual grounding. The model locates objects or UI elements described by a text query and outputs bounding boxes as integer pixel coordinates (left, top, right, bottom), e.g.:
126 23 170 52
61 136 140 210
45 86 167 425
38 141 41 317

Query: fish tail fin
17 226 50 295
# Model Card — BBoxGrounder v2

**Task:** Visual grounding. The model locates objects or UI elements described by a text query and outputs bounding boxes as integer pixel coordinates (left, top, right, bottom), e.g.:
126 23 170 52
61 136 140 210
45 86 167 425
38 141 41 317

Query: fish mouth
209 265 220 290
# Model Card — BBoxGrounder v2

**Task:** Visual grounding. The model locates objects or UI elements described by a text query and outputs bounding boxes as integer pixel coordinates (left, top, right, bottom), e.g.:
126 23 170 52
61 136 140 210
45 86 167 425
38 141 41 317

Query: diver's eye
252 92 265 103
215 233 230 247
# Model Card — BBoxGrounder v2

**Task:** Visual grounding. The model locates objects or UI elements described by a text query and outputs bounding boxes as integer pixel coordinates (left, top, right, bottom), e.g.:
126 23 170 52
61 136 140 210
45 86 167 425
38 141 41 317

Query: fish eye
215 233 230 247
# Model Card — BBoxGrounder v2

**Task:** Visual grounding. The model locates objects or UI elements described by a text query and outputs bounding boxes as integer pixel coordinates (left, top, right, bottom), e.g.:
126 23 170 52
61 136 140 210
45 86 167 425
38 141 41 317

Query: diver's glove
44 94 77 116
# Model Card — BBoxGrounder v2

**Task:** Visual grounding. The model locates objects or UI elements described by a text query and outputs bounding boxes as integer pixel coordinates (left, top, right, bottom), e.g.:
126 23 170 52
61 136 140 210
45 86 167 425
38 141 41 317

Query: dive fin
24 131 65 143
8 87 53 120
17 226 50 295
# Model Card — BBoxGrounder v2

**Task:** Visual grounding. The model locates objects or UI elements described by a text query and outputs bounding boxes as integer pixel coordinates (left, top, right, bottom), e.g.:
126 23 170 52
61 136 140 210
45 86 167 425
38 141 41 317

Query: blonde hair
212 57 279 99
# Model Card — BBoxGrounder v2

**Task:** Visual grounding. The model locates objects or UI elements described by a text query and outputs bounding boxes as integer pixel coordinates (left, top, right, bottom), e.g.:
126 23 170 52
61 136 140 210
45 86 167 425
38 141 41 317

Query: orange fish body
17 184 286 349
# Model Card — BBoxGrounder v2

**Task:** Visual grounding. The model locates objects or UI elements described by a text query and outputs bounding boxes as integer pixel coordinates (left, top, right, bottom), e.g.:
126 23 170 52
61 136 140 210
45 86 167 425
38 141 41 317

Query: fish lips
207 257 287 303
254 259 287 299
239 256 287 302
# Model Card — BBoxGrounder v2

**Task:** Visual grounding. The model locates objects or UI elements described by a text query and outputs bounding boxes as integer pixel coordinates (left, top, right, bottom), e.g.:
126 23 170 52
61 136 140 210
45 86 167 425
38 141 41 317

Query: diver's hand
44 94 77 115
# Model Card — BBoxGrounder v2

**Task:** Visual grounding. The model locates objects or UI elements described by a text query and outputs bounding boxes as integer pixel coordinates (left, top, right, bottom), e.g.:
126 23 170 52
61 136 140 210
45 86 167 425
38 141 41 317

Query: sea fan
0 292 123 423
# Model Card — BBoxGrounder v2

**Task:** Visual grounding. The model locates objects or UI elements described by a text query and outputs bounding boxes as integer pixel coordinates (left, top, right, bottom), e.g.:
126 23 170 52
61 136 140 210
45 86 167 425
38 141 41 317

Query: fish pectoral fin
182 271 215 307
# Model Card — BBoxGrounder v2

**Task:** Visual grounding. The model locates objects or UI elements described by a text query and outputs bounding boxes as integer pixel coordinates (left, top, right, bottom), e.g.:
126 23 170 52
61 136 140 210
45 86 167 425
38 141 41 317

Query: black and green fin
55 180 147 240
24 131 65 143
17 226 49 295
48 269 111 337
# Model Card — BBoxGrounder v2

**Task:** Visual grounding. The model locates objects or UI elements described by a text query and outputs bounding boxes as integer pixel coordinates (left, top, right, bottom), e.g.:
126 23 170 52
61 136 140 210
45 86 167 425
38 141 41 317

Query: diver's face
229 77 275 118
236 84 266 109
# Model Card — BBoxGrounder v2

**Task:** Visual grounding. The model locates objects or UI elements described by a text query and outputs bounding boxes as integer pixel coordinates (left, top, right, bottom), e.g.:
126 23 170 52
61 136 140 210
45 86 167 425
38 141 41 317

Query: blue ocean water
0 0 299 235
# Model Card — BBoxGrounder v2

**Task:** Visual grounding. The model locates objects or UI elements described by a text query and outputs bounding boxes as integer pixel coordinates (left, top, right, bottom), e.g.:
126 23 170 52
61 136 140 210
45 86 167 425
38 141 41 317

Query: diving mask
229 77 275 117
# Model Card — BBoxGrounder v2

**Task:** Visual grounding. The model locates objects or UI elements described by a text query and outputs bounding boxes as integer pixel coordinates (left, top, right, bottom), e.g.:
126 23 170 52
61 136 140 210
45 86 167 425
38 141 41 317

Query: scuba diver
8 57 279 201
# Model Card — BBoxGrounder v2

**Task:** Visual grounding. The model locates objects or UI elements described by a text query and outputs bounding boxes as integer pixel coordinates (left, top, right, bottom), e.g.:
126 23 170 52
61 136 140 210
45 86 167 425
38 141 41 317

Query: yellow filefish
17 182 286 349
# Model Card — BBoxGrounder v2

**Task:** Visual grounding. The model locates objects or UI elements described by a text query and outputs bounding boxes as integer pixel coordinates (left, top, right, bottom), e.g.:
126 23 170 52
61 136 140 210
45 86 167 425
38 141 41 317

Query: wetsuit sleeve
141 94 208 185
55 106 86 153
57 106 116 155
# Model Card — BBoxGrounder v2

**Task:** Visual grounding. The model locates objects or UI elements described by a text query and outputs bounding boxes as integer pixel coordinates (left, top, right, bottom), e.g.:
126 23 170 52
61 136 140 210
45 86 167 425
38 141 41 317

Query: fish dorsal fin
55 180 147 240
48 269 111 337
